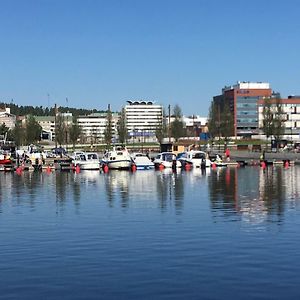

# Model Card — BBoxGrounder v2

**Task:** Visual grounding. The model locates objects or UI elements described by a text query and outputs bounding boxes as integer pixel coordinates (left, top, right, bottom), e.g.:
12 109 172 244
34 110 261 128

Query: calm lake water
1 166 300 299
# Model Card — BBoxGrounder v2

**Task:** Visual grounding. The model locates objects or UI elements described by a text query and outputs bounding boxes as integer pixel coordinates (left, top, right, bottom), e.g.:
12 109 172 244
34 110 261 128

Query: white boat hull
106 160 132 170
78 162 100 170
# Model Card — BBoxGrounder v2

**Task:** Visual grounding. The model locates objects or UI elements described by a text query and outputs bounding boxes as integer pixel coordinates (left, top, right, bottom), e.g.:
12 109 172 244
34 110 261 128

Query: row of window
237 119 258 123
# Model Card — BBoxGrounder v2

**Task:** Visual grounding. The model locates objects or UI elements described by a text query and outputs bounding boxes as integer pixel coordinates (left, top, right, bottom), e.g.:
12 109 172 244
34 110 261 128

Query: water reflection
208 166 300 225
1 166 300 223
103 170 185 213
155 169 184 214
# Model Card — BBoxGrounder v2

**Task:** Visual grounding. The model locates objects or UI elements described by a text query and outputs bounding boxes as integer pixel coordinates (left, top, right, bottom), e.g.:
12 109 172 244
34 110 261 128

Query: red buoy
16 166 22 175
185 164 192 171
284 160 289 168
131 164 137 172
158 164 164 170
103 164 109 173
212 162 216 169
46 165 51 173
75 164 80 173
261 161 266 169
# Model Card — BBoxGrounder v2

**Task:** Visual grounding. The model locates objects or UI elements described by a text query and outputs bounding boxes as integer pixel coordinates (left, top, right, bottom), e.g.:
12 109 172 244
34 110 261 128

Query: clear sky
1 0 300 116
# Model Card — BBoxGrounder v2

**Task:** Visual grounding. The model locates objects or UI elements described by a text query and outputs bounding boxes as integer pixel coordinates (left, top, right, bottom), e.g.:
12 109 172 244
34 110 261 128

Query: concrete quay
217 150 300 166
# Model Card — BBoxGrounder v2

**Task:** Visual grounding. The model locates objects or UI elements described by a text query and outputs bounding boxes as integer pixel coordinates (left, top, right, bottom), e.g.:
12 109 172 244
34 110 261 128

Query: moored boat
131 153 154 170
73 152 100 170
101 145 132 170
153 152 181 169
177 150 210 168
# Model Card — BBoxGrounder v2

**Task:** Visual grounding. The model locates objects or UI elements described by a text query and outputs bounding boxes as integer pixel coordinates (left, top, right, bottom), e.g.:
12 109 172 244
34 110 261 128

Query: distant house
0 108 16 130
34 116 56 141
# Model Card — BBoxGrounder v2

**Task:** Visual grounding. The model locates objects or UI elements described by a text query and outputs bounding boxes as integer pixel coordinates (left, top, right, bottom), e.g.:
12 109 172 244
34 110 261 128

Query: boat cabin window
87 153 98 159
79 154 86 161
162 153 174 161
193 153 205 159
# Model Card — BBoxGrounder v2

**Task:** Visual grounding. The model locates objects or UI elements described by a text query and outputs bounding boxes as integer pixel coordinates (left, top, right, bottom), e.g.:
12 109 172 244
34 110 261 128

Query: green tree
69 117 81 151
10 121 26 147
155 109 167 144
55 114 65 147
261 97 274 139
0 123 9 139
207 101 219 140
117 108 127 144
104 109 113 147
171 104 185 141
220 102 234 144
273 99 285 146
26 115 42 144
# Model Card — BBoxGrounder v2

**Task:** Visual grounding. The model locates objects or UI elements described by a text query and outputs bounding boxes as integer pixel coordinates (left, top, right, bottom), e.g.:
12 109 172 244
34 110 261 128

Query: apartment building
77 112 119 143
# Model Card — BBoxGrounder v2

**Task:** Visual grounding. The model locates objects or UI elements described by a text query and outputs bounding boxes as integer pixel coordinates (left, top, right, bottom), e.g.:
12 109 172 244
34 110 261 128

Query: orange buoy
261 161 266 169
131 164 137 172
46 165 51 173
212 162 216 169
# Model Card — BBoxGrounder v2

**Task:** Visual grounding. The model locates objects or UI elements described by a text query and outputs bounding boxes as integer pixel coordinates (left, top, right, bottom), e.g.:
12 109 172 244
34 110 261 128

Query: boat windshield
87 153 98 160
193 152 205 159
177 152 187 159
162 153 174 162
79 154 86 161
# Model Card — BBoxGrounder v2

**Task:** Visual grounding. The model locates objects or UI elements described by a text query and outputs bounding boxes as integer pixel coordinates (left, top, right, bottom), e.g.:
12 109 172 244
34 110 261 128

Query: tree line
0 102 105 117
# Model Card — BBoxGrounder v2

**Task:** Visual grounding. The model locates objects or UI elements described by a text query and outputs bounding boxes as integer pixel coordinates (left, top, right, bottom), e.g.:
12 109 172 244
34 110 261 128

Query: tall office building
124 100 163 141
213 82 272 137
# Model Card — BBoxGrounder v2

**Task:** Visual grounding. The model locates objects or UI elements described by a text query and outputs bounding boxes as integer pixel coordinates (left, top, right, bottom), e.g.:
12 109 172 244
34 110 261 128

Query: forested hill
0 102 107 116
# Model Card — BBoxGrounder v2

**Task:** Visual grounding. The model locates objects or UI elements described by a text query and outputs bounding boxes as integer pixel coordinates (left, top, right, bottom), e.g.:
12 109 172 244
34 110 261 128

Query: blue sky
1 0 300 116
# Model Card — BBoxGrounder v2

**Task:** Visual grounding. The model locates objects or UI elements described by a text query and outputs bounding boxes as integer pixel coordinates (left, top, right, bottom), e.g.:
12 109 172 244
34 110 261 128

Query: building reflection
208 166 300 225
155 169 184 214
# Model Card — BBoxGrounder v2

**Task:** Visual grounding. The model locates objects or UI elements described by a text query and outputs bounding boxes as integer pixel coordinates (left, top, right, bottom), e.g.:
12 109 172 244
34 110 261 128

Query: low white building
257 96 300 141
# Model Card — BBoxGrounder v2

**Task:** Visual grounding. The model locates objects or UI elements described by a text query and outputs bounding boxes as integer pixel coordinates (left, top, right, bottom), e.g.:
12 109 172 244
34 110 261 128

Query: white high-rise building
125 100 163 141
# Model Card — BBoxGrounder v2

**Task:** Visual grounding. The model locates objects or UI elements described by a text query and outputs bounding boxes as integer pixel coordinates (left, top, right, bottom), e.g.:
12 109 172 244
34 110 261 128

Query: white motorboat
209 154 227 167
101 145 132 170
131 153 154 170
153 152 181 169
73 152 100 170
177 150 210 168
